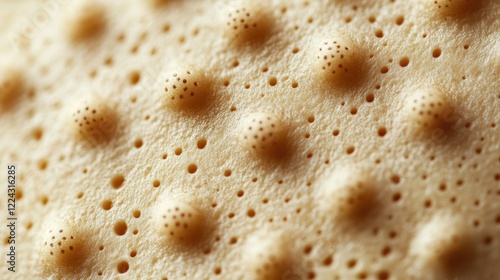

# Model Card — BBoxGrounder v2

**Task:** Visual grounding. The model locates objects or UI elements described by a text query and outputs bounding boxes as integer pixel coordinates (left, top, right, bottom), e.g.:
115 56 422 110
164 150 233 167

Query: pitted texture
0 0 499 279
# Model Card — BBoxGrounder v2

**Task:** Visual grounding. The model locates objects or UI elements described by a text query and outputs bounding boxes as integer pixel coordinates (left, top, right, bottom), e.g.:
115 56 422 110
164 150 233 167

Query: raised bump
410 214 473 274
0 66 24 107
161 68 211 111
65 1 106 42
71 96 118 144
314 36 361 86
429 0 483 17
226 1 273 44
243 230 289 280
40 222 89 272
319 166 374 220
154 199 204 244
404 87 449 131
146 0 170 8
238 112 287 158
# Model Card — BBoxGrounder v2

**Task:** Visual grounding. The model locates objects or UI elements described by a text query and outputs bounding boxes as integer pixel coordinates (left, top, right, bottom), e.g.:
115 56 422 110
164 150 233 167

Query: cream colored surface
0 1 29 53
0 0 499 279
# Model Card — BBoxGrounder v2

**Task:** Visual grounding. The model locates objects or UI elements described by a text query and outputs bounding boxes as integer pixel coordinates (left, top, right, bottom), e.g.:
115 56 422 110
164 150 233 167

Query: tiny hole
133 210 141 218
134 138 143 148
395 16 404 25
111 175 125 189
153 180 161 188
188 164 198 174
197 138 207 149
102 200 112 210
378 127 387 137
114 220 128 236
432 48 442 58
269 77 277 86
399 57 409 67
129 71 141 85
247 209 256 217
117 261 129 274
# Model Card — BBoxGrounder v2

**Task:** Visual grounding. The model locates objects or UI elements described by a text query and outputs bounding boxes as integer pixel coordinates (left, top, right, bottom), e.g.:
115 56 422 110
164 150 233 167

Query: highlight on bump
40 222 90 273
403 87 450 131
319 166 375 221
243 230 290 280
161 67 211 111
409 214 474 276
0 66 24 108
65 1 106 42
154 199 205 244
226 1 274 44
313 35 362 86
429 0 483 17
238 112 288 158
71 96 118 144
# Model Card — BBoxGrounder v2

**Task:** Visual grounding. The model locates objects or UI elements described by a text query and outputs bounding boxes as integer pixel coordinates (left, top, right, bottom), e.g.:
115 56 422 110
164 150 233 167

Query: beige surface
0 0 499 279
0 0 45 54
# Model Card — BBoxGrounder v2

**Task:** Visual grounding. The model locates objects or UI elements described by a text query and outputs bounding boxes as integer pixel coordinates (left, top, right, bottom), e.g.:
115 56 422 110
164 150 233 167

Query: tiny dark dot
187 164 198 174
399 57 410 67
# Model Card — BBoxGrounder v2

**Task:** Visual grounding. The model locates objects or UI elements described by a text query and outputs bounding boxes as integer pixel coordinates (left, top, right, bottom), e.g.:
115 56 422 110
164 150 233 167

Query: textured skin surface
0 0 499 279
